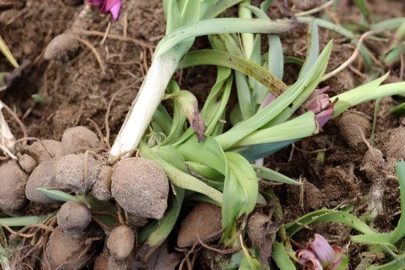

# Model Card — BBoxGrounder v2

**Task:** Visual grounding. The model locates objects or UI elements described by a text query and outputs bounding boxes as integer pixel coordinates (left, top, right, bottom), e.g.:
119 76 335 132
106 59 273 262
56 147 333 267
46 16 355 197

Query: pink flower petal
309 234 335 264
260 93 277 109
108 1 122 20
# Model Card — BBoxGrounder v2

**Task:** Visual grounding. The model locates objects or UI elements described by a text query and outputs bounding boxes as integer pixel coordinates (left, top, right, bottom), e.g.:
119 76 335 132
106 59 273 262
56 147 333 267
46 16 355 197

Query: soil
1 0 405 269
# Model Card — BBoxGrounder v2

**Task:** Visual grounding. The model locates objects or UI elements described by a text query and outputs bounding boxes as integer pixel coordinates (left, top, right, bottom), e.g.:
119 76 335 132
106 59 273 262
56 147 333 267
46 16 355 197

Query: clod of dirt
94 252 109 270
0 161 28 215
361 148 385 181
111 158 169 219
336 112 371 150
383 127 405 160
61 126 103 155
91 166 113 201
247 212 282 265
63 0 83 6
107 256 131 270
177 202 222 248
25 160 58 204
147 240 182 270
127 213 148 229
57 201 92 238
45 227 90 270
55 153 102 194
107 225 135 261
44 33 80 62
21 139 64 164
18 153 37 174
293 0 323 11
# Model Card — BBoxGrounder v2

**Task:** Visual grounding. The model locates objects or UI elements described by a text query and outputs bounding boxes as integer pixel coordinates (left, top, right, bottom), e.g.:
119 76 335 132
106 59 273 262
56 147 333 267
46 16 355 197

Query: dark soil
1 0 405 269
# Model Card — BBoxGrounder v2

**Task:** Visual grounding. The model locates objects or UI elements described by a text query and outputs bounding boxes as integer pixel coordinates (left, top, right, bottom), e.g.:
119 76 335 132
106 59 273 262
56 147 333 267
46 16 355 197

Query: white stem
0 102 15 154
109 55 178 162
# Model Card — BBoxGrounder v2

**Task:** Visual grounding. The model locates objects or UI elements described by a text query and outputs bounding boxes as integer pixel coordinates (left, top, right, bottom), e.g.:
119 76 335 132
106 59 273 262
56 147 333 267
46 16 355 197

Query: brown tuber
61 126 103 155
57 201 92 238
55 153 102 194
18 154 37 174
177 202 222 248
107 225 135 261
44 33 80 62
336 112 371 149
45 228 91 270
91 166 113 201
383 127 405 160
111 158 169 219
21 139 64 164
0 161 28 215
25 160 59 204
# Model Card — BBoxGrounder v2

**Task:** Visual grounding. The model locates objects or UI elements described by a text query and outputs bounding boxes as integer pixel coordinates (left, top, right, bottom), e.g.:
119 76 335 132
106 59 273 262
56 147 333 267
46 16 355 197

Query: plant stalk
109 54 178 162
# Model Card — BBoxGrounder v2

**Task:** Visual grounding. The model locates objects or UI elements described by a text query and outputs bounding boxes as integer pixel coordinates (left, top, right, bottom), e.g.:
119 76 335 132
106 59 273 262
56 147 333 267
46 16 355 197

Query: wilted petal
296 249 317 265
327 246 344 270
310 234 336 264
316 107 333 128
305 86 330 114
296 249 323 270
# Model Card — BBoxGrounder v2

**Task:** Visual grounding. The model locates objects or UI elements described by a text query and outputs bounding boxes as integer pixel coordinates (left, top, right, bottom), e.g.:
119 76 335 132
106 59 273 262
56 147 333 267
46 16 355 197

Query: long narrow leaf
156 18 296 56
215 41 333 150
179 49 287 96
252 165 301 185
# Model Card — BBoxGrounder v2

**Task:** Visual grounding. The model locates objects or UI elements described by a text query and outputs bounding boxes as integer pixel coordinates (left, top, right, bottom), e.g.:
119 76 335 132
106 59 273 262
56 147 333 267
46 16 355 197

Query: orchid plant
83 0 405 268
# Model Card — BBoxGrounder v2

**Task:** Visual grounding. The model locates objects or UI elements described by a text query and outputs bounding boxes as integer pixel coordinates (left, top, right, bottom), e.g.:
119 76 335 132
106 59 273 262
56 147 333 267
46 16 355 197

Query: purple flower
303 86 337 128
296 234 344 270
88 0 122 21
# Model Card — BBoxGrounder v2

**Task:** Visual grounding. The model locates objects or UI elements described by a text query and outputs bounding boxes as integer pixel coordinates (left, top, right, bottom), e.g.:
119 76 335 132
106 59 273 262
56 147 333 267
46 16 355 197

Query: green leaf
203 0 245 19
179 49 287 96
233 111 317 147
353 0 369 17
202 67 233 136
260 0 275 12
152 104 173 135
272 242 297 270
331 74 389 118
0 214 54 227
240 247 262 270
389 161 405 244
285 209 375 236
299 19 319 78
222 152 258 228
0 34 18 68
36 188 85 203
252 165 301 185
176 136 226 175
366 252 405 270
139 140 223 203
138 186 184 262
163 0 181 34
31 94 46 104
351 233 396 250
156 18 295 56
186 161 224 181
371 17 405 31
215 41 333 150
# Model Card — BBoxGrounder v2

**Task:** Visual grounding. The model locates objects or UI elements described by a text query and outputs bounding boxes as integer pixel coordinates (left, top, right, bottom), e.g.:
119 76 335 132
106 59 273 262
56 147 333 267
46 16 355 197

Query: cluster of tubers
0 126 170 269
